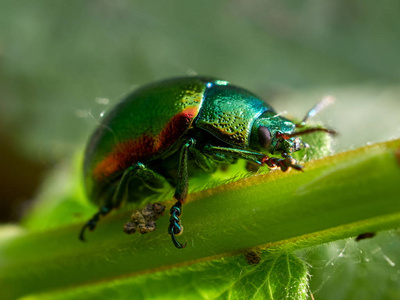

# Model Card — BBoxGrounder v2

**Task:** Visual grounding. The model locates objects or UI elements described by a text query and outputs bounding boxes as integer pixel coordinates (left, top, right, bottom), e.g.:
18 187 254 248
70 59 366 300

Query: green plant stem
1 139 400 299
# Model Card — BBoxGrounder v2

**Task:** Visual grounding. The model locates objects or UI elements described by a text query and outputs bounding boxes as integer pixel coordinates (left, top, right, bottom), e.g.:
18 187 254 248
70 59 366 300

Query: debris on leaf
123 203 165 234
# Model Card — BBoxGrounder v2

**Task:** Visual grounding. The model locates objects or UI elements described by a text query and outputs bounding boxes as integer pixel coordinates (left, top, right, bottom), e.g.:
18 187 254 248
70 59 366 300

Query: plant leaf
1 139 400 299
14 250 308 300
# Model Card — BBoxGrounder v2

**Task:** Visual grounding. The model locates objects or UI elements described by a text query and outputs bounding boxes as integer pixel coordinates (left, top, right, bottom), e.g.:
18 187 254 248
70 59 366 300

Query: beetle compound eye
258 126 272 149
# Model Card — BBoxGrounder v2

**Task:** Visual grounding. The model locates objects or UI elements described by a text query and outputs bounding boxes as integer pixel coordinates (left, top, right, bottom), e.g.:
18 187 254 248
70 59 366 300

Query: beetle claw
79 219 96 241
79 207 111 242
168 224 187 249
79 226 87 242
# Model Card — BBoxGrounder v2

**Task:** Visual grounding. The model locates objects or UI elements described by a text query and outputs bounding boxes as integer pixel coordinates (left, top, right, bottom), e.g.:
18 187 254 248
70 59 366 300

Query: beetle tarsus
169 224 187 249
168 202 187 249
79 222 93 242
261 154 304 172
79 227 87 242
79 206 111 242
79 218 97 241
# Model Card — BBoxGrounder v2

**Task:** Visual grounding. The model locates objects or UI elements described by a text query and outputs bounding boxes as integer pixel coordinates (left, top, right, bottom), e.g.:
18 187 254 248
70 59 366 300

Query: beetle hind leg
79 165 137 241
80 163 170 242
79 205 112 241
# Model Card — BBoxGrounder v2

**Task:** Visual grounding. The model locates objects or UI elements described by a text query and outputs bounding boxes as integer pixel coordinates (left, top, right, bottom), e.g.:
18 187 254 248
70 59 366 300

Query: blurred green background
0 1 399 298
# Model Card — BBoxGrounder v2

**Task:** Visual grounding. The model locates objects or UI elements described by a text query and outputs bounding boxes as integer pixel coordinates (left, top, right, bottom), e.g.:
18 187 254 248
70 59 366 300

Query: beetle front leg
203 145 303 172
168 138 195 249
261 153 303 172
189 146 217 173
203 145 265 165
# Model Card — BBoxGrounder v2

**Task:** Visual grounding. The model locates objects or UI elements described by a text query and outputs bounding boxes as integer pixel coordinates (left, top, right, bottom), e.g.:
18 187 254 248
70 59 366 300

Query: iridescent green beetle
81 76 332 248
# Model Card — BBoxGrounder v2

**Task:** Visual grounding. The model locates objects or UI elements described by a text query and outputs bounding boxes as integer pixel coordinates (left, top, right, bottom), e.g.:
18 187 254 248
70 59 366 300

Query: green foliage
1 139 400 299
17 251 309 300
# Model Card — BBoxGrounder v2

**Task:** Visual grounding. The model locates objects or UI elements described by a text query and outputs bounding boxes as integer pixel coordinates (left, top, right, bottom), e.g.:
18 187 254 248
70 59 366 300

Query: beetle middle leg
168 138 197 249
189 144 218 173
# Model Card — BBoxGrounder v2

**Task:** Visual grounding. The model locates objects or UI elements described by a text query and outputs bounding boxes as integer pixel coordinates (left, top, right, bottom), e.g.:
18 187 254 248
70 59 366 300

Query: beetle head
250 112 303 154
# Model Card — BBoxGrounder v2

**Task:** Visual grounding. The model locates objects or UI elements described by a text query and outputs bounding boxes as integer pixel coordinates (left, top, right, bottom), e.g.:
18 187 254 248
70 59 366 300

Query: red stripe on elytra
93 107 198 181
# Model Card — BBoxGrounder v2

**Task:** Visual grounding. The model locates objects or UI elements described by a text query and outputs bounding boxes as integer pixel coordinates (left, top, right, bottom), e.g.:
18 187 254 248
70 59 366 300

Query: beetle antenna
297 95 335 128
278 127 337 140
